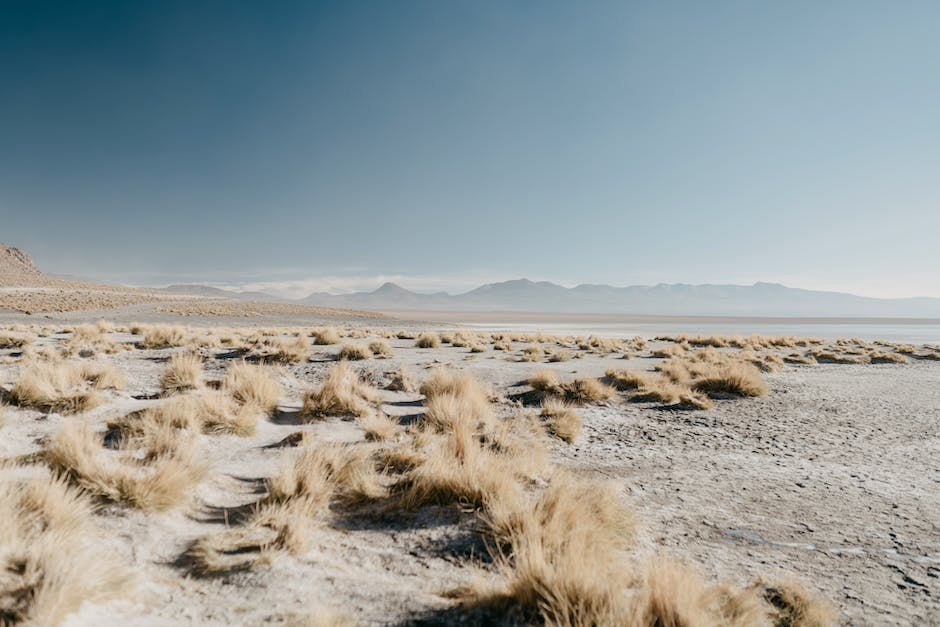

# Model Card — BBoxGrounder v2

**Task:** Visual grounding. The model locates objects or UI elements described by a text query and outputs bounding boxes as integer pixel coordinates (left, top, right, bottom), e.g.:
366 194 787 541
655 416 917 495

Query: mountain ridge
296 278 940 317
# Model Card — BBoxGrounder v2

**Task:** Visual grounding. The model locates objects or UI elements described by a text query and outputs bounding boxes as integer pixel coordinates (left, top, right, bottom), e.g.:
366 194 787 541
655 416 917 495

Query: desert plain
0 285 938 627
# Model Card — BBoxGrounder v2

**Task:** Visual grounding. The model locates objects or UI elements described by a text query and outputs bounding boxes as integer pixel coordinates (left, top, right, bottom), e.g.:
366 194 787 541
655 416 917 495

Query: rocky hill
0 243 42 277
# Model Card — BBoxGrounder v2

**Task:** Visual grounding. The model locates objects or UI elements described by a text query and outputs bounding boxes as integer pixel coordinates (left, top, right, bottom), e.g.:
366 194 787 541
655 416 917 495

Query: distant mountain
159 284 286 302
0 243 42 277
299 279 940 318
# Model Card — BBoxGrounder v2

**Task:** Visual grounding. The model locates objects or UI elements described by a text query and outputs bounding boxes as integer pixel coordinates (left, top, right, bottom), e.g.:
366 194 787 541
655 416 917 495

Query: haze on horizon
2 1 938 299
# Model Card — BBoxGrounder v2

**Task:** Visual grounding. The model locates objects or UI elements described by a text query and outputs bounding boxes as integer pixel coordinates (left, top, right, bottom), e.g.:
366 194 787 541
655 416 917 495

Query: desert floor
0 307 937 626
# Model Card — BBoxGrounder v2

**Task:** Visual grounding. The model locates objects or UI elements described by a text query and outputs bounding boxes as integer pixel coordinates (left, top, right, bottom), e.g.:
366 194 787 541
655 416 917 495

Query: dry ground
0 319 937 626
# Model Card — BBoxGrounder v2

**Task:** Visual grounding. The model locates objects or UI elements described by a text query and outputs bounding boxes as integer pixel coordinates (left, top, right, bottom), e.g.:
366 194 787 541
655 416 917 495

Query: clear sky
1 1 938 299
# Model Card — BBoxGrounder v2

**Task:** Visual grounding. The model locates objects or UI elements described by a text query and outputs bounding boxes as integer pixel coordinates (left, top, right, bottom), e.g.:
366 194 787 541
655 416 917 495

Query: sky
1 0 938 300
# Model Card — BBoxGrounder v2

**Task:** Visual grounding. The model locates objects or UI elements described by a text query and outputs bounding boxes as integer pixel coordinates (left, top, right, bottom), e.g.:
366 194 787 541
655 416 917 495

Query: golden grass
528 369 560 393
539 399 581 443
0 471 128 625
63 323 124 356
368 339 393 357
393 430 520 511
312 327 341 345
692 363 769 397
251 335 310 364
808 349 870 365
359 412 401 441
419 367 489 401
301 363 380 419
186 438 385 573
520 345 544 362
528 370 614 405
160 352 205 395
752 579 837 627
385 367 415 392
868 350 908 364
0 331 33 349
415 332 441 348
137 324 189 349
464 472 636 624
337 343 372 361
116 391 261 437
629 558 768 626
560 378 615 404
45 417 207 511
222 361 282 413
10 360 125 414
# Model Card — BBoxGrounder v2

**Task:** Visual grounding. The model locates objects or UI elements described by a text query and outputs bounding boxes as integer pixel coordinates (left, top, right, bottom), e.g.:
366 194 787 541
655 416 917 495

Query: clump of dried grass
751 579 837 627
137 324 189 349
462 473 636 623
385 367 415 392
222 361 282 413
185 438 385 573
337 343 372 361
10 360 125 414
415 332 441 348
539 399 581 443
868 350 908 364
528 370 614 405
527 369 560 394
520 345 544 362
63 323 124 356
117 391 261 437
45 418 207 511
692 363 769 397
312 327 341 345
301 363 380 419
0 331 33 349
560 378 615 404
160 352 205 395
252 335 310 363
368 339 393 357
359 412 401 441
0 471 129 625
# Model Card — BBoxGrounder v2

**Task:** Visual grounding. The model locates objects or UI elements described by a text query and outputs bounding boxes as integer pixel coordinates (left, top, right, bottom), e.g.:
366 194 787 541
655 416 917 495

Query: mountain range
166 278 940 318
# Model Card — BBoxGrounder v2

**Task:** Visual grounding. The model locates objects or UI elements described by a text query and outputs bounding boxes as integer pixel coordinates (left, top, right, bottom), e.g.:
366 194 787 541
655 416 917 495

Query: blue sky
1 1 938 299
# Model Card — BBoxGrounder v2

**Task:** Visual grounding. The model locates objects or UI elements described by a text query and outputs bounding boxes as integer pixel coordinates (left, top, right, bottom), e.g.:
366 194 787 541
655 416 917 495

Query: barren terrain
0 312 937 626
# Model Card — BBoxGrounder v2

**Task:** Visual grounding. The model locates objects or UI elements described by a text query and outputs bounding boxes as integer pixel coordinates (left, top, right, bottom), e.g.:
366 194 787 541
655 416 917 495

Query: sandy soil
0 314 937 626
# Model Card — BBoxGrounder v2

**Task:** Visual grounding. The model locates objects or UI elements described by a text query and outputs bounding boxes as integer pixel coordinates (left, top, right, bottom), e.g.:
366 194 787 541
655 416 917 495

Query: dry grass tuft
528 369 560 394
868 350 908 364
464 473 636 624
629 558 769 626
250 335 310 364
420 367 490 401
0 331 34 349
337 343 372 361
160 352 205 395
138 324 189 349
520 345 544 362
415 332 441 348
222 361 282 413
312 327 341 345
10 360 125 414
186 438 386 573
385 367 415 392
368 339 393 357
752 579 837 627
359 412 401 441
302 363 380 419
0 471 129 625
539 399 581 443
559 378 615 404
45 417 207 510
692 363 769 397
